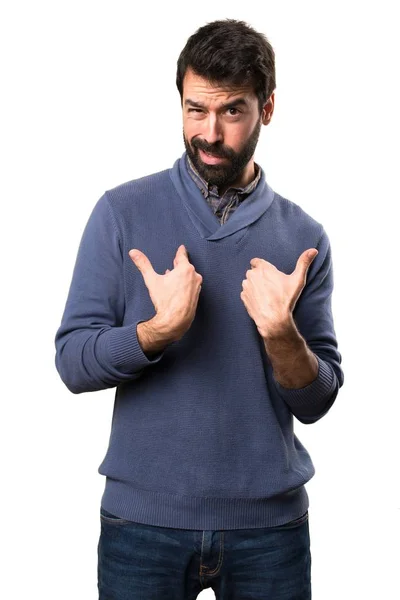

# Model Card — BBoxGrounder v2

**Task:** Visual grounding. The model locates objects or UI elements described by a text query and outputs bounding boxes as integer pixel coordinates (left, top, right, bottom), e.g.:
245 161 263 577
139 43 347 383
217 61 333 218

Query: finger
174 244 189 265
250 257 263 268
307 249 318 262
165 268 170 274
294 249 318 279
129 249 157 281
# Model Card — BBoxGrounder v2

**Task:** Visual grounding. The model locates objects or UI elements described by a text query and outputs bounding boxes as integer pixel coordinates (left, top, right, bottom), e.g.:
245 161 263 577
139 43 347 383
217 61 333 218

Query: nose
203 113 223 145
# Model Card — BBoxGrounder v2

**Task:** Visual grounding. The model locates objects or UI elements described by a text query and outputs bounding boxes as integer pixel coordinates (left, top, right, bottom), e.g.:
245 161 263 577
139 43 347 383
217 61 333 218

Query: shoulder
104 167 172 209
272 190 322 229
271 190 324 246
95 166 176 240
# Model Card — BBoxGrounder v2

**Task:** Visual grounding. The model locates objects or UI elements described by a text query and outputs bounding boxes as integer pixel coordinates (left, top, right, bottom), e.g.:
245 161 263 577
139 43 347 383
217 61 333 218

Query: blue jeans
98 507 311 599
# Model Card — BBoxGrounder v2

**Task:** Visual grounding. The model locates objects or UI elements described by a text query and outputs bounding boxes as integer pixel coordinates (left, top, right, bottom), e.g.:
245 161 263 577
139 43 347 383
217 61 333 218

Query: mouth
198 148 228 165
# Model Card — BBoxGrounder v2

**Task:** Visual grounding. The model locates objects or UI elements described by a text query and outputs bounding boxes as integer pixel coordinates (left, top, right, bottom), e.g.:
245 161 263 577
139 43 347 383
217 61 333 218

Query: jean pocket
100 507 132 525
273 511 309 530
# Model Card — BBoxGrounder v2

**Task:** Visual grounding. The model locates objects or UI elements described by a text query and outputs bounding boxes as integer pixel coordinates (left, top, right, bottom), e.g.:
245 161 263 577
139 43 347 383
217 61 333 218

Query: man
55 19 344 599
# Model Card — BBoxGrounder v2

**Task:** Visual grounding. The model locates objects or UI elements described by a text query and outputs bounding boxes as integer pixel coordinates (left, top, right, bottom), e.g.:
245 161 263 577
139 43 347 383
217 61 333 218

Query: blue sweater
55 152 344 530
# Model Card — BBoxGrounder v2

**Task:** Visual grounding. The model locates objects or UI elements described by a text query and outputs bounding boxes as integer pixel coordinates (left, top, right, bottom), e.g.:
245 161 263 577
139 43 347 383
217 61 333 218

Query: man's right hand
129 244 203 343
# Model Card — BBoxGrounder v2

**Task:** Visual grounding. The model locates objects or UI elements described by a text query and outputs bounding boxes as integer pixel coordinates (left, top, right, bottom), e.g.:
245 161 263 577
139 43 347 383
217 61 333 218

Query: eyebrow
184 98 249 110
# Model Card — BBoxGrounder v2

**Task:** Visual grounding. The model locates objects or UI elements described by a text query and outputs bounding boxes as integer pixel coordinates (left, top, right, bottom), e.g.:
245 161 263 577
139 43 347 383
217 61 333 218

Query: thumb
174 244 189 267
129 249 156 281
294 248 318 279
306 248 319 263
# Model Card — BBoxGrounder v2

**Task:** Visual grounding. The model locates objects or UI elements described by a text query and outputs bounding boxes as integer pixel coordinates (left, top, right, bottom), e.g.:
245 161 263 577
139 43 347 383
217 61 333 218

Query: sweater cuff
103 320 166 374
273 354 335 412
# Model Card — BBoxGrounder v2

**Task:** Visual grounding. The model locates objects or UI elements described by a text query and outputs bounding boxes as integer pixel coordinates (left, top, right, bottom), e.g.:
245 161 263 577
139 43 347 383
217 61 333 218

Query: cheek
226 123 255 150
183 121 199 144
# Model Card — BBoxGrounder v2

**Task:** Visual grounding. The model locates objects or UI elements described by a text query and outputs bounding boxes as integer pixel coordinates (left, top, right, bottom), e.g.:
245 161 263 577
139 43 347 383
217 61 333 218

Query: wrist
137 317 175 357
259 313 295 341
150 314 179 343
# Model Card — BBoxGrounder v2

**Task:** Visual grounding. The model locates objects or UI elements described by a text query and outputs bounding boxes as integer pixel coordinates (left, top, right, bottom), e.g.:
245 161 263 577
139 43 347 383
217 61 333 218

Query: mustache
191 138 234 159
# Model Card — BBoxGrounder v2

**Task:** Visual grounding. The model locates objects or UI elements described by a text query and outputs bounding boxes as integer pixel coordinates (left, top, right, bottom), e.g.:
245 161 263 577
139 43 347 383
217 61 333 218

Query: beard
183 118 262 190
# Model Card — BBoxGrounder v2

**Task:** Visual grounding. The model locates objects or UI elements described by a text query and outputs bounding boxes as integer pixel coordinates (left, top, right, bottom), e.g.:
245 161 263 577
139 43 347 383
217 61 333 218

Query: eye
226 107 241 117
188 108 203 113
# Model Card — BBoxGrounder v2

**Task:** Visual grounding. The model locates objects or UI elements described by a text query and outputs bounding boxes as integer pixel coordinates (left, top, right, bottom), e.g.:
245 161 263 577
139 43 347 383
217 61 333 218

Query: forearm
262 315 319 389
261 314 338 424
137 318 175 358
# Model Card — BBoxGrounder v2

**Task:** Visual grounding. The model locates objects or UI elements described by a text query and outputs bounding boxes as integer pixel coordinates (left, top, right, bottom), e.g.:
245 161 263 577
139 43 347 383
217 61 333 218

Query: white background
2 1 399 598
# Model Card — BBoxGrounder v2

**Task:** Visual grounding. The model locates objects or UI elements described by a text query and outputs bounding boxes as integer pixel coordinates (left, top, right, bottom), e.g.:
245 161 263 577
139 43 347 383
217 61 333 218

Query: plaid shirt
186 154 261 225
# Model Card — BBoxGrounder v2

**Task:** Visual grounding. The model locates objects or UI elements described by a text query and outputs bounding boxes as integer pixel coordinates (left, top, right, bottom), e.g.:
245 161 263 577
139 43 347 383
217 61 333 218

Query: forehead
182 68 256 104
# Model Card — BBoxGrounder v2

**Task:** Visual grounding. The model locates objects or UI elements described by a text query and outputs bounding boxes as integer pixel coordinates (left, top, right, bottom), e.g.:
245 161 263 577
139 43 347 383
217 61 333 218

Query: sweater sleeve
272 227 344 424
54 193 166 394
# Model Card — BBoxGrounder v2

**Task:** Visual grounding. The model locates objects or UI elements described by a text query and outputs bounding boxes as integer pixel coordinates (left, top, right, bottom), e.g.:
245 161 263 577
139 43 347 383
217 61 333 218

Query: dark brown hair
176 19 276 114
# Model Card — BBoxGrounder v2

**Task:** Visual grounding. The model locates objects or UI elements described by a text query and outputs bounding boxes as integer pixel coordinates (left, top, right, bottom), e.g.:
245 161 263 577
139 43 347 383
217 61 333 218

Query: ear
261 92 275 125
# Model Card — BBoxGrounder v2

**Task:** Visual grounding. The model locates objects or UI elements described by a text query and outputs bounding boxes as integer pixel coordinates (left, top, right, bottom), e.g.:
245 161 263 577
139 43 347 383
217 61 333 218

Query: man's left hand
240 249 318 338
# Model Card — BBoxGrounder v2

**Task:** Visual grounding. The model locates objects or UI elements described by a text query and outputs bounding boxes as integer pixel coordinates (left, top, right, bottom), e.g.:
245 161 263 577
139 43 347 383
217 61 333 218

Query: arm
137 318 175 358
262 316 319 388
54 193 171 394
267 228 344 424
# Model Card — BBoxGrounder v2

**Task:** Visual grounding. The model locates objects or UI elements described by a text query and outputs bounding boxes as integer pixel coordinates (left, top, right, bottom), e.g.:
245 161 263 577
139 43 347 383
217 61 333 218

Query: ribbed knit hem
100 477 309 531
104 320 165 372
273 354 335 409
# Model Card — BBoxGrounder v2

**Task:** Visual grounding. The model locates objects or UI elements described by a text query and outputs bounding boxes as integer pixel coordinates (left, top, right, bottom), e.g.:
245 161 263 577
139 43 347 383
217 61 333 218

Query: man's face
182 68 273 189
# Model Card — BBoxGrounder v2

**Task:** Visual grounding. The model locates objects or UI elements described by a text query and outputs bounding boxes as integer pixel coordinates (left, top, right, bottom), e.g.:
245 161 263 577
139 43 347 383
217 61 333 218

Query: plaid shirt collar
185 154 261 200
